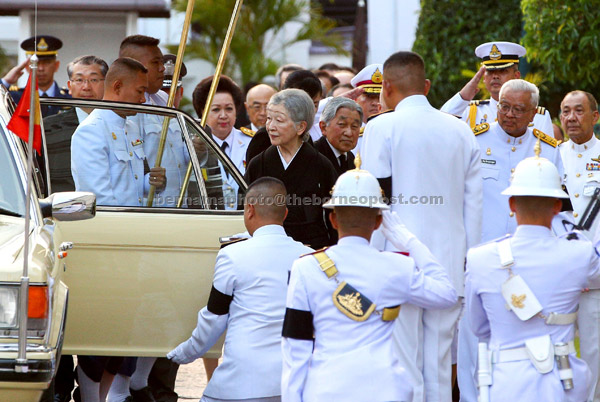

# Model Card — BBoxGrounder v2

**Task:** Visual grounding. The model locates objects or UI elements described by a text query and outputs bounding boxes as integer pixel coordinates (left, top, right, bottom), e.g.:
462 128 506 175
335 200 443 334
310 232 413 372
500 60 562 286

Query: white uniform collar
491 121 529 145
513 225 553 238
250 122 259 131
101 109 127 128
145 91 168 107
568 135 598 153
337 235 370 246
252 224 286 237
395 94 429 111
75 107 89 123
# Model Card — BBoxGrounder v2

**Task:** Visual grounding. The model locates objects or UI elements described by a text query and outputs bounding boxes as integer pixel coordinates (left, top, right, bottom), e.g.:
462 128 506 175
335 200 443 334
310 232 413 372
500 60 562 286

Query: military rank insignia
131 139 143 147
332 281 376 321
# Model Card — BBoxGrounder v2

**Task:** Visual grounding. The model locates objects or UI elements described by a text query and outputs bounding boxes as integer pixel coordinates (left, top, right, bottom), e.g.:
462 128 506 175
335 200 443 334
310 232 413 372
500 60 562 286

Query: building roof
0 0 170 18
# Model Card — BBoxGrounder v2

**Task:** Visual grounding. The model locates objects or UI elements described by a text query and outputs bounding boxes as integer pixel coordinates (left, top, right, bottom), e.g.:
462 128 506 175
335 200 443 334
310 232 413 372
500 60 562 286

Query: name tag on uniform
501 275 542 321
481 159 496 165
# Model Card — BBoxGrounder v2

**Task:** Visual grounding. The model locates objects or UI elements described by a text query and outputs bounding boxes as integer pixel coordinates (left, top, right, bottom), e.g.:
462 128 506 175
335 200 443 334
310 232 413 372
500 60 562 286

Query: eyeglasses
249 104 268 112
497 102 532 117
70 78 105 85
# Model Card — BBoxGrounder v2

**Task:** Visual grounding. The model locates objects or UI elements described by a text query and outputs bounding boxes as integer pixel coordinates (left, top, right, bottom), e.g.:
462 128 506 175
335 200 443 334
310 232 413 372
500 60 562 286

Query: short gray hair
268 88 315 142
67 55 109 79
320 97 363 126
499 79 539 108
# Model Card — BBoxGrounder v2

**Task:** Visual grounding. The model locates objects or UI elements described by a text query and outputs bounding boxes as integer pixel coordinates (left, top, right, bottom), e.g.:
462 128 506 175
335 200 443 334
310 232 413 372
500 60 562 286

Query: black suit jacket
43 108 80 192
314 136 355 177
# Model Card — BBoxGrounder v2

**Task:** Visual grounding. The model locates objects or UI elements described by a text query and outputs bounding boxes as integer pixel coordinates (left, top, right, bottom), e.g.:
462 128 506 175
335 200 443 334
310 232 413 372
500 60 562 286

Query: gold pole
147 0 196 206
176 0 244 207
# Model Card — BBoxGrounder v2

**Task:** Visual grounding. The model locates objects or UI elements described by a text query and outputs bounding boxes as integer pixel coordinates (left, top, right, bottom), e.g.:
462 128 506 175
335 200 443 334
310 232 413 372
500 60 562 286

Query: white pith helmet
501 155 568 198
323 153 390 210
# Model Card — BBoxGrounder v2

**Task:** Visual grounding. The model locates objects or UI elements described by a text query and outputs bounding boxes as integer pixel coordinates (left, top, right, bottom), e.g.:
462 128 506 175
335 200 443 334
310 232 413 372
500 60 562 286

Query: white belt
492 340 575 364
545 311 578 325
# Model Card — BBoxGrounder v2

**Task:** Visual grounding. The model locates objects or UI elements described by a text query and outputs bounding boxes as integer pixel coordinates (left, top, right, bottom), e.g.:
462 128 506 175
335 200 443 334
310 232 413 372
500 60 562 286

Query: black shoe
129 386 156 402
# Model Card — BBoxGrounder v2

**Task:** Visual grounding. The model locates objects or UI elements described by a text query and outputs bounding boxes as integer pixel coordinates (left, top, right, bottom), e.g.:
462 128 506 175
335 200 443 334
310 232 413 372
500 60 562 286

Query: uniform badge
511 294 526 309
489 44 502 60
587 163 600 171
332 281 376 322
371 68 383 84
591 155 600 163
131 139 143 147
112 132 117 140
37 37 49 52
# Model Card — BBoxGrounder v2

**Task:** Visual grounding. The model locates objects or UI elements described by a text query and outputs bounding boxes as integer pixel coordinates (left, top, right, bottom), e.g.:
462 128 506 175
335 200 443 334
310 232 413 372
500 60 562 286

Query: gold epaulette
359 127 365 137
366 108 393 123
240 126 255 137
469 100 490 106
533 128 557 148
300 247 329 259
536 106 546 115
473 122 490 136
8 85 19 91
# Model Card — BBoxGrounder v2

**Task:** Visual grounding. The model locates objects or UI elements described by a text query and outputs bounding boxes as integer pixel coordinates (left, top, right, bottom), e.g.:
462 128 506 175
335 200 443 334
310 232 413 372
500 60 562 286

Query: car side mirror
39 192 96 221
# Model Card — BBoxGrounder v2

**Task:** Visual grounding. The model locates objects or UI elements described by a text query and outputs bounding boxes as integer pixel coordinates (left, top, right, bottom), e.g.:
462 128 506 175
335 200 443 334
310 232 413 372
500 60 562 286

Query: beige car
0 87 95 401
1 92 246 400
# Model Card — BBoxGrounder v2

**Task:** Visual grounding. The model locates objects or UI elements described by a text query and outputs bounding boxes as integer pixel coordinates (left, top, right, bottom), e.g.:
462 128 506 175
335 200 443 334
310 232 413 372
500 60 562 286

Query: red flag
7 74 42 154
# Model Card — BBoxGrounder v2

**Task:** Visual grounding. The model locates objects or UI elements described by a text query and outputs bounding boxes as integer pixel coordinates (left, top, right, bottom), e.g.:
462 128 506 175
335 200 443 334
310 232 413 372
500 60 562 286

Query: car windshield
0 127 26 217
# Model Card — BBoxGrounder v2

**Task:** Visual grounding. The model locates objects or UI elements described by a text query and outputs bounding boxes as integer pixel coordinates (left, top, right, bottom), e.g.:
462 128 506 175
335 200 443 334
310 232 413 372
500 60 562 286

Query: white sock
106 373 130 402
76 365 100 402
130 356 157 391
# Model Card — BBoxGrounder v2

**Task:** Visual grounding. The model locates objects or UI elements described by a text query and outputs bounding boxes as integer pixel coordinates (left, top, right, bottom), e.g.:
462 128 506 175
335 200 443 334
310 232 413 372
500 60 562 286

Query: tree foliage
173 0 347 86
521 0 600 116
412 0 523 108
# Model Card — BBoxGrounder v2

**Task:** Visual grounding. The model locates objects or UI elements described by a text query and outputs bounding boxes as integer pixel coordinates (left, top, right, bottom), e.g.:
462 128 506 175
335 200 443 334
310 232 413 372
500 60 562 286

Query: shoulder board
59 86 69 96
299 246 329 258
359 127 365 136
533 128 557 148
473 122 490 136
536 106 547 115
8 85 20 92
366 108 393 123
476 234 512 248
219 237 248 249
469 100 490 106
240 126 255 137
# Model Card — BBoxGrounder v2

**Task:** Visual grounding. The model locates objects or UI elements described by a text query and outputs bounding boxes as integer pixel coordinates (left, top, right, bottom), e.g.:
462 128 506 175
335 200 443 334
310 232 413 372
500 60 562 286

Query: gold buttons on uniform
507 139 510 143
575 193 580 198
486 148 491 155
134 174 138 180
574 212 579 218
511 168 515 173
138 197 142 203
129 151 133 157
576 173 581 177
589 173 594 178
509 212 515 217
511 147 516 152
578 154 582 158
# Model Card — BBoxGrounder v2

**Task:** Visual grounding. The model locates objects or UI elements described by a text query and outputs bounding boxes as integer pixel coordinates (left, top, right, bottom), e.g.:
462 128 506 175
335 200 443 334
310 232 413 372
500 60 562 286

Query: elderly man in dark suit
315 96 363 177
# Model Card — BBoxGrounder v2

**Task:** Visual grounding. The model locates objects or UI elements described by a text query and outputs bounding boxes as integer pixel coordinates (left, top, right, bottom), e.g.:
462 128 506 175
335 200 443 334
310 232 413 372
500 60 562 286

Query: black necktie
339 154 347 167
40 92 49 116
220 142 230 178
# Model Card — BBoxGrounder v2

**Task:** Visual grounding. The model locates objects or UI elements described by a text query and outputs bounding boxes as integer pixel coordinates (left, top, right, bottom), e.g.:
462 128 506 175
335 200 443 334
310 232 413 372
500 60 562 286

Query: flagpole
16 54 38 372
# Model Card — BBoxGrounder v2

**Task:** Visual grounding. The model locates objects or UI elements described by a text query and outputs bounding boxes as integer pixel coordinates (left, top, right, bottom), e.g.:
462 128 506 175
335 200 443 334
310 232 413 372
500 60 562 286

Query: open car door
41 98 246 357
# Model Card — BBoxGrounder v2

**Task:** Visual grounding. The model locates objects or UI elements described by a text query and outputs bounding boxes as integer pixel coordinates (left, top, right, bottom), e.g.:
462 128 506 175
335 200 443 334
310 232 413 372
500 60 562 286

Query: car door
41 99 246 357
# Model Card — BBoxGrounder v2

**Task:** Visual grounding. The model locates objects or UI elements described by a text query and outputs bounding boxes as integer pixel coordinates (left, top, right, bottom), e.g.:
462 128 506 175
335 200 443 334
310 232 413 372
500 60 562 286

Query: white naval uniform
361 94 482 402
441 92 554 135
466 225 600 401
561 136 600 402
71 109 147 206
212 128 251 209
457 121 564 402
168 224 312 401
281 236 458 402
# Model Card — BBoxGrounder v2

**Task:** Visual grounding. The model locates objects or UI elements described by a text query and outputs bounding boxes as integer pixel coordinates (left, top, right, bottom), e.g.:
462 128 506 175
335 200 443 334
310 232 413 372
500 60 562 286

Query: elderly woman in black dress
244 88 337 249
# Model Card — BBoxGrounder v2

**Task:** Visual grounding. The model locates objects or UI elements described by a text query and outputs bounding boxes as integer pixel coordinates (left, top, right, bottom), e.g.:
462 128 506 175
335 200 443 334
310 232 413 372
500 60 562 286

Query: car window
0 127 26 217
42 101 244 211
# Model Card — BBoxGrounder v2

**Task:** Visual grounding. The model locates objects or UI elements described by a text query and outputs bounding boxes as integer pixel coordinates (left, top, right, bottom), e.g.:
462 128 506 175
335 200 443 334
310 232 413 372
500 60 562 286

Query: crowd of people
3 32 600 402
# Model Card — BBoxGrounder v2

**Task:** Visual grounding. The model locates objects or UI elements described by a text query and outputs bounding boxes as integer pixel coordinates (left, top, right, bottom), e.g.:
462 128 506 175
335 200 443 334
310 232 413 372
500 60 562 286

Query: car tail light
28 286 48 319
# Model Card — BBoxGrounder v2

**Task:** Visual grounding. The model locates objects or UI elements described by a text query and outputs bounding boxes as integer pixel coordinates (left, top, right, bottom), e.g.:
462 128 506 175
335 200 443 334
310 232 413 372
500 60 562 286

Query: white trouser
579 289 600 402
392 300 462 402
457 311 479 402
201 396 280 402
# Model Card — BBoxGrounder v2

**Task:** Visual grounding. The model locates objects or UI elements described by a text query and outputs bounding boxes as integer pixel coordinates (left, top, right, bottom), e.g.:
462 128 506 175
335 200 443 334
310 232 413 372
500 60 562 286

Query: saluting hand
381 211 417 253
150 166 167 190
458 65 486 101
3 57 30 86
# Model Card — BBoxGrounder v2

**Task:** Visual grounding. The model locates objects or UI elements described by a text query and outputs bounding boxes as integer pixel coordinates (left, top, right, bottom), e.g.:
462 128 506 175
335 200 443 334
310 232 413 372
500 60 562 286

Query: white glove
381 211 417 252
